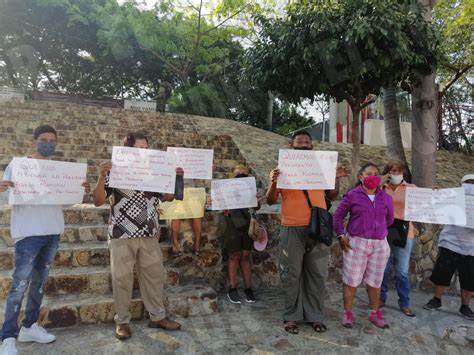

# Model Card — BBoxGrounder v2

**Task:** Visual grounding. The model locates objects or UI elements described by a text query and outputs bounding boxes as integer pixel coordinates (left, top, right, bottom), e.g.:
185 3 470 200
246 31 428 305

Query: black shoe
459 305 474 320
423 298 442 311
227 288 241 304
244 288 256 303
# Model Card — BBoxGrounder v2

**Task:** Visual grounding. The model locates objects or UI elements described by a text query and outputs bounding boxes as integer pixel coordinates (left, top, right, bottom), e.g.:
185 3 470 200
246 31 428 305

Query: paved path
10 285 474 354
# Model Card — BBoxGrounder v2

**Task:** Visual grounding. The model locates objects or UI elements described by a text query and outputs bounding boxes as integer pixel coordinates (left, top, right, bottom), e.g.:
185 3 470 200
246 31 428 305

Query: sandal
284 321 298 334
172 249 182 257
193 250 201 256
311 322 327 333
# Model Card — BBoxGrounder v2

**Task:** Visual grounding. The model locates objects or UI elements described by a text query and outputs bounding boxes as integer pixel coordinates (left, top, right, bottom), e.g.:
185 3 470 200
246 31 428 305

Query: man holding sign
423 175 474 321
266 130 347 334
0 125 90 355
92 132 182 341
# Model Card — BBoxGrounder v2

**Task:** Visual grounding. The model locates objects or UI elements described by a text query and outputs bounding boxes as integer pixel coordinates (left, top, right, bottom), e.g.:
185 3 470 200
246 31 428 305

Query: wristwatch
337 234 344 240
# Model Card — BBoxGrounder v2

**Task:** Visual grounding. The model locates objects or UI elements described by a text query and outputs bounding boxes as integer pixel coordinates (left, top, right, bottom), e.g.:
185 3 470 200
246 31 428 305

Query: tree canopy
245 0 438 180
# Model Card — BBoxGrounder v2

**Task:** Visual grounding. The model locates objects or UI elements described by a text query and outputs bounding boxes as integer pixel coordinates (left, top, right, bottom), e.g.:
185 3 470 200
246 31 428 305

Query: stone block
42 306 78 328
63 210 80 224
197 250 220 268
81 209 108 224
0 208 10 224
166 267 180 287
62 228 78 243
54 274 89 294
90 249 109 266
88 272 111 294
0 229 13 247
72 249 90 267
94 226 108 242
79 303 99 324
0 278 12 298
78 227 94 242
165 281 218 318
98 302 115 323
54 249 72 268
130 299 144 320
0 252 13 271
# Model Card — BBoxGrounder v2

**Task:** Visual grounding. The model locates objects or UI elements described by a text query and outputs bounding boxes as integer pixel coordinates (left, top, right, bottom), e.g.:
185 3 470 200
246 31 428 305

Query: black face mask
293 146 312 150
235 173 249 178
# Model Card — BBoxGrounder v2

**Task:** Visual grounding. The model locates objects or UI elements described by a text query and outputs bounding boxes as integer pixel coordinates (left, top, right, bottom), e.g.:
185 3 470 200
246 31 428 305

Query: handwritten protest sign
455 195 474 229
405 187 466 225
160 188 206 220
277 149 338 190
211 177 257 210
8 158 87 205
167 147 213 180
108 146 176 193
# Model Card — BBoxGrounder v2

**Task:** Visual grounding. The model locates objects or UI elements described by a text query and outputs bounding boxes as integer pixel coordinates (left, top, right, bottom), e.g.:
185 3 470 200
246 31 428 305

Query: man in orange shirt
266 130 347 334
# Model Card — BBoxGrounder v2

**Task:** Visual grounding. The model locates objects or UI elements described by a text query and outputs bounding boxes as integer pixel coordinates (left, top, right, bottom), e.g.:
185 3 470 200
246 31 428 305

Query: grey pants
279 226 330 323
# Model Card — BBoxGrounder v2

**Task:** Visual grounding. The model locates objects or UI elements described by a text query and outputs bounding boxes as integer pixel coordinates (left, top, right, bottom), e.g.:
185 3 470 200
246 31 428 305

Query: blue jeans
1 234 59 340
380 237 414 308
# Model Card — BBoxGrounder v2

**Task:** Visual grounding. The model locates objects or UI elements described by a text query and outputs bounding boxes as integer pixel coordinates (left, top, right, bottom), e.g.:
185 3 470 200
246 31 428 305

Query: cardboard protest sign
277 149 338 190
9 158 87 205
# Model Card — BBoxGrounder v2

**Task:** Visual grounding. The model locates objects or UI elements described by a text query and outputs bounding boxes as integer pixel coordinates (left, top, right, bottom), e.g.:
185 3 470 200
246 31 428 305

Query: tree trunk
383 87 412 182
411 73 438 187
266 91 274 131
412 0 438 188
350 106 361 185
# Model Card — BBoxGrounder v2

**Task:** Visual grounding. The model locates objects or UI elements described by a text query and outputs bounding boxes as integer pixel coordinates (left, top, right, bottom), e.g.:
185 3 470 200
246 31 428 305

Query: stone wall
1 100 473 294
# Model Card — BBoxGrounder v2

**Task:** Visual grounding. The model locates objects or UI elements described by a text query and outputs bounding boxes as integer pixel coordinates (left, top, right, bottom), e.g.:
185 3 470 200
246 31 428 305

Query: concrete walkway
10 285 474 354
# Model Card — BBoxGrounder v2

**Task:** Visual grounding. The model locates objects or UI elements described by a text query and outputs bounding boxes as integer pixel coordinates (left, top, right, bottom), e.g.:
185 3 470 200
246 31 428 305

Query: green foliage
246 0 438 109
272 102 314 136
168 83 228 117
434 0 473 72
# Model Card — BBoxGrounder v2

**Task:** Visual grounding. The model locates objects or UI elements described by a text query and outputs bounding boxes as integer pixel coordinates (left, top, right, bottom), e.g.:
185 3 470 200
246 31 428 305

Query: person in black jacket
222 165 262 304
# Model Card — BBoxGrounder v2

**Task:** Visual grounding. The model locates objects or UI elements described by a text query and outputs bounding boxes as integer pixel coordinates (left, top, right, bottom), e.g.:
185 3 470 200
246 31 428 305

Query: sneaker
0 338 17 355
244 288 256 303
227 288 241 304
459 305 474 321
341 310 354 328
17 323 56 344
368 310 389 329
423 298 442 311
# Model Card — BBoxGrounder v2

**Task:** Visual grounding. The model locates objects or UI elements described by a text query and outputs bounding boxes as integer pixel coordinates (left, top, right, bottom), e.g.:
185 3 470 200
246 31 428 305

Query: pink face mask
362 175 381 190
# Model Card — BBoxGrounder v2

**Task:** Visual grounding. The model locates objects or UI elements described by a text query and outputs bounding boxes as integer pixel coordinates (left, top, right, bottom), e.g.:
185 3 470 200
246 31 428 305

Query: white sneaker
0 338 17 355
17 323 56 344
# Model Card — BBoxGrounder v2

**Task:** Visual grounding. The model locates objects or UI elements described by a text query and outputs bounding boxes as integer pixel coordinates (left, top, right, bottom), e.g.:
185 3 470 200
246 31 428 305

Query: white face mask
390 174 404 185
462 183 474 196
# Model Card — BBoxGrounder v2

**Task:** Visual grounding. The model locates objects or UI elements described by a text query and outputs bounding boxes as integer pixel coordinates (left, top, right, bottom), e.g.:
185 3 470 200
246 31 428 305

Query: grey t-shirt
438 224 474 256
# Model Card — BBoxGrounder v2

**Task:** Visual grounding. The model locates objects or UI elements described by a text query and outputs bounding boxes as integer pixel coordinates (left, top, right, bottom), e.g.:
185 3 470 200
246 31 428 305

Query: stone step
0 223 175 247
0 265 180 300
0 242 175 271
0 204 110 226
0 224 109 247
0 280 218 328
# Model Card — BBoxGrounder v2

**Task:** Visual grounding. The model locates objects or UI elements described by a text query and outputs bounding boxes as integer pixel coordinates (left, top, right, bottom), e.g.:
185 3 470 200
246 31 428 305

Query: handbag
387 218 409 248
248 212 263 241
303 190 334 246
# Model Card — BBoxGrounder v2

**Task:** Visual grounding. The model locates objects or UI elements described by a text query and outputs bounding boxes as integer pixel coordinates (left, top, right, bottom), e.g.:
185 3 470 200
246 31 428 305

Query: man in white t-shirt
423 174 474 321
0 125 90 355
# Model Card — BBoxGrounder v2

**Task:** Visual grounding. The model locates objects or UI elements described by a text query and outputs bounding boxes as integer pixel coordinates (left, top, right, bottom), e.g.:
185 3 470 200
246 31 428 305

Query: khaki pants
108 236 166 324
279 226 330 323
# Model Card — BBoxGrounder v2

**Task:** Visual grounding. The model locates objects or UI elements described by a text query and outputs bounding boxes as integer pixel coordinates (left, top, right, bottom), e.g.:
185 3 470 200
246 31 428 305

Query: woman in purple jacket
333 163 394 329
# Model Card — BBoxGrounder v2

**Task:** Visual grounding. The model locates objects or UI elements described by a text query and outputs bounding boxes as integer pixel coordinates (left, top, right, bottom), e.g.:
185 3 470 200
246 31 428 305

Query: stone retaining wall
1 100 472 294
